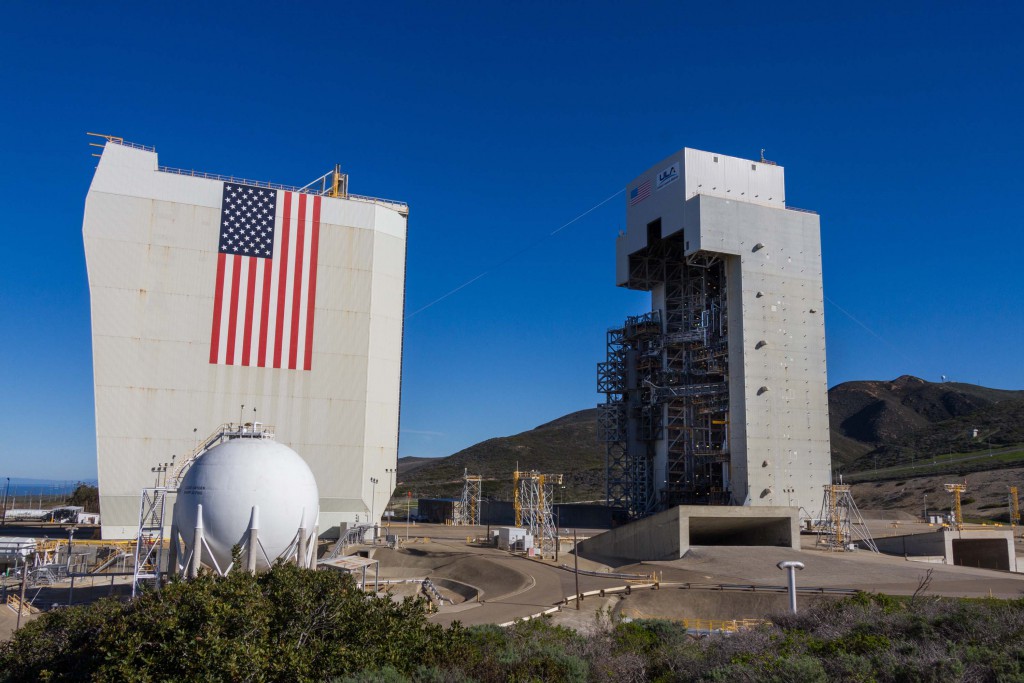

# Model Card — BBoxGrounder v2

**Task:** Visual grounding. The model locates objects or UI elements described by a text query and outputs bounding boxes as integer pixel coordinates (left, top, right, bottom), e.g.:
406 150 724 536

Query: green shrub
7 576 1024 682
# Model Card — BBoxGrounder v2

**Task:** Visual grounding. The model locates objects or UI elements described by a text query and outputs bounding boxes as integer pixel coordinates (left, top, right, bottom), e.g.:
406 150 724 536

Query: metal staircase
132 487 168 597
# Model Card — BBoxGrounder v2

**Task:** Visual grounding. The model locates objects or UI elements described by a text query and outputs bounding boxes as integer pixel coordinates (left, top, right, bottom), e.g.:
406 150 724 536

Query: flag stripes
209 184 321 370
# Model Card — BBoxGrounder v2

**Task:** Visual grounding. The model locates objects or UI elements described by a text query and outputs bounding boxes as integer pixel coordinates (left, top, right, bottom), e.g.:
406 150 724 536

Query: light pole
923 494 928 522
67 526 77 606
573 529 580 610
777 561 805 614
369 477 378 540
1 477 10 527
385 468 396 531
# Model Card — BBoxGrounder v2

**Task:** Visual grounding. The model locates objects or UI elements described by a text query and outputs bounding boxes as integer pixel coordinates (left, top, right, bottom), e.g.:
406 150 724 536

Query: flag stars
219 183 280 258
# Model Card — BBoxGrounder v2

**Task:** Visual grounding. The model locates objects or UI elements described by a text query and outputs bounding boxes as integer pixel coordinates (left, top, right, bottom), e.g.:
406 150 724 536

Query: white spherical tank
173 438 319 572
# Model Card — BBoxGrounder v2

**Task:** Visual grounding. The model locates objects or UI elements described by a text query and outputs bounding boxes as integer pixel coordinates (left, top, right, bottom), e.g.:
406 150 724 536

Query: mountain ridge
398 377 1024 501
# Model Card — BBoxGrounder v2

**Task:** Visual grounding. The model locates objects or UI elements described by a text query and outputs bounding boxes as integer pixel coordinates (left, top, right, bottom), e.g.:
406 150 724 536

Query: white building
599 148 830 517
83 139 407 538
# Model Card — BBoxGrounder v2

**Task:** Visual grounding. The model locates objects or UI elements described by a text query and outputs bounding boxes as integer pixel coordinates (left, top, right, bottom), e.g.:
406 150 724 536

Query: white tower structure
598 148 830 518
83 137 407 538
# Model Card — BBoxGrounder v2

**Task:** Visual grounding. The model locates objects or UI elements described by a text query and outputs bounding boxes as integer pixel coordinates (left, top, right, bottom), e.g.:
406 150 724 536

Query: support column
311 515 320 570
246 506 260 573
297 527 308 569
168 521 179 576
189 504 204 579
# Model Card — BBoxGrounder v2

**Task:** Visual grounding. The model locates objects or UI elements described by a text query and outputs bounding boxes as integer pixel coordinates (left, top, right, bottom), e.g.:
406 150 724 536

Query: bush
0 563 456 682
6 576 1024 682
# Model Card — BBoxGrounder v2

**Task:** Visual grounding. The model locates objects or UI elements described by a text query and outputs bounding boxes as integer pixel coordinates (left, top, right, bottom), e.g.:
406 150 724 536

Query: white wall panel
373 206 408 240
85 143 406 537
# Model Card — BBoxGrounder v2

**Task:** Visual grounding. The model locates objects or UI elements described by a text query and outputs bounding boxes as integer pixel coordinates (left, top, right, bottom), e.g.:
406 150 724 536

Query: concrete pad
577 506 799 563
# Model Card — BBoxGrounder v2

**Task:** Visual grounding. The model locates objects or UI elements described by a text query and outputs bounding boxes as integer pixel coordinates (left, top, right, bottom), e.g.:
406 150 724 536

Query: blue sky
2 2 1022 479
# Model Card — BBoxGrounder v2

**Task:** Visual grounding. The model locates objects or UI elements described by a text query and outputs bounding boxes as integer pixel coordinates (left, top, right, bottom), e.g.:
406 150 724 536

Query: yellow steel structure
815 483 878 552
945 482 967 531
329 164 349 198
512 469 564 558
828 484 844 547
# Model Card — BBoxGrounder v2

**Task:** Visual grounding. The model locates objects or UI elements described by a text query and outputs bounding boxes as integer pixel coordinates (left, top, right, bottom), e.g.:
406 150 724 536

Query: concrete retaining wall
577 505 799 562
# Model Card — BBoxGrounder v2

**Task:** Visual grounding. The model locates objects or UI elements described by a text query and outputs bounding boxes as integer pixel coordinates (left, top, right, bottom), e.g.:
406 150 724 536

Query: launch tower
598 148 830 518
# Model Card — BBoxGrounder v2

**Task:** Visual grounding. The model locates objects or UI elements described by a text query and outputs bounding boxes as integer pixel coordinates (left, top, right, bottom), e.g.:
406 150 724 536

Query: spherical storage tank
172 438 319 572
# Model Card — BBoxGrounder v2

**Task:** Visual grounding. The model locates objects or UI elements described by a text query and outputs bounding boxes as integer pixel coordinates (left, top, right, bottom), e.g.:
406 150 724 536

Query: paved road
421 538 632 627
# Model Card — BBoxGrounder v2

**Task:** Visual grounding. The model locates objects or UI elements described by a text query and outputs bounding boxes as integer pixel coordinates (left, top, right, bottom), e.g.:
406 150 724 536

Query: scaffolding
454 469 482 526
815 484 878 553
945 482 967 531
131 487 168 597
598 233 731 519
513 469 563 558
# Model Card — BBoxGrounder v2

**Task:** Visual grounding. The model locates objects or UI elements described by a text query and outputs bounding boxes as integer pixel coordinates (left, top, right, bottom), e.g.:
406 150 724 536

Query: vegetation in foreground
3 564 1024 682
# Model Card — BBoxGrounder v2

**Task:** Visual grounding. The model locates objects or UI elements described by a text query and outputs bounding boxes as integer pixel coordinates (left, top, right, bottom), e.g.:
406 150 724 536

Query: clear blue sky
2 2 1022 479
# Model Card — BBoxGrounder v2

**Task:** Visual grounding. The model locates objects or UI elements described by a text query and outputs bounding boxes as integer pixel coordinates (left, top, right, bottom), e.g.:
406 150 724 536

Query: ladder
132 487 167 597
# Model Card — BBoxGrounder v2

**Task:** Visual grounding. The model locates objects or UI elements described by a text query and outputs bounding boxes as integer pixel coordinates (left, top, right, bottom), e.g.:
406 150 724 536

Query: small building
0 537 36 569
417 498 459 524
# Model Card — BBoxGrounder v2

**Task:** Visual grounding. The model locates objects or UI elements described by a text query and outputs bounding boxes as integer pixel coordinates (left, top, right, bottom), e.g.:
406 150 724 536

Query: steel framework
815 484 878 553
513 469 563 558
945 482 967 531
455 469 482 526
132 487 168 597
598 234 731 519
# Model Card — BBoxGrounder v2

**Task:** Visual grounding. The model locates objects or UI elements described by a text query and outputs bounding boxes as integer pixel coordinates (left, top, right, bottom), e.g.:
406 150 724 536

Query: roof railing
156 165 409 214
93 135 408 214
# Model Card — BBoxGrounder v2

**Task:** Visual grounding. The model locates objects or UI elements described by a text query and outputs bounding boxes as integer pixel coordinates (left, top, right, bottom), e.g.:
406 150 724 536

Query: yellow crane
944 482 968 531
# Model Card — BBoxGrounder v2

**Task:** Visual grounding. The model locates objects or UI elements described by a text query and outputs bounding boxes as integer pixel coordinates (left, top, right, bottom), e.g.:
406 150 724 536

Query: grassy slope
398 377 1024 507
396 409 605 502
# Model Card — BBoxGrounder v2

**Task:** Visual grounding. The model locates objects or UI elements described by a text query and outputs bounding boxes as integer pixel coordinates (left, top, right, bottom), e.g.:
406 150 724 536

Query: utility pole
16 557 28 630
369 477 378 541
573 529 580 610
1 477 10 527
67 526 76 606
385 468 396 532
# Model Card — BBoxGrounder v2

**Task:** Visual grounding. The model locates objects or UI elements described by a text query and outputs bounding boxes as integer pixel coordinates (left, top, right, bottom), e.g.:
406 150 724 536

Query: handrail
89 134 156 153
7 594 40 614
96 137 408 214
323 524 374 560
156 166 409 214
421 577 451 605
169 422 276 487
558 564 654 581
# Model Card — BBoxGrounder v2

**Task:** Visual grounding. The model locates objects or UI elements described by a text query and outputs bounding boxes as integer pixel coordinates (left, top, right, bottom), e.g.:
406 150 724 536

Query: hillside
396 409 605 501
829 375 1024 469
398 377 1023 505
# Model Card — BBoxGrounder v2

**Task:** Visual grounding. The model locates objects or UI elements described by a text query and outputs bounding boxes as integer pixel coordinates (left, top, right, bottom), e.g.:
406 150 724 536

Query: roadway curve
385 538 631 627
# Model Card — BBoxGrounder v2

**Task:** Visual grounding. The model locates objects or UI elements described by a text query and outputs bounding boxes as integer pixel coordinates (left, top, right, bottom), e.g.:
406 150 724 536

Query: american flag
629 179 651 206
209 183 321 371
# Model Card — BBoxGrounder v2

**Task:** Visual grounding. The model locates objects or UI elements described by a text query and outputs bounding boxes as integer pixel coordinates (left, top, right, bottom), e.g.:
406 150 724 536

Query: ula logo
657 162 680 189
